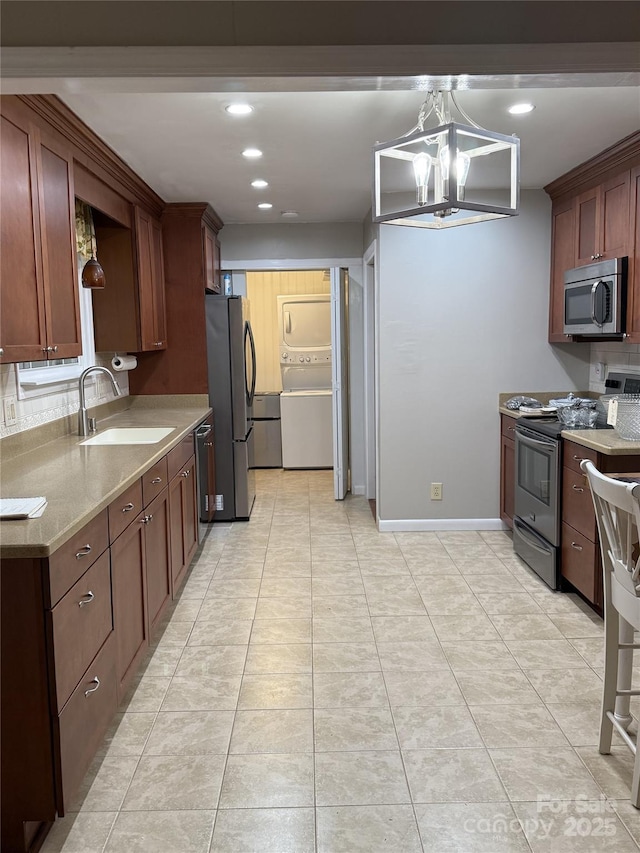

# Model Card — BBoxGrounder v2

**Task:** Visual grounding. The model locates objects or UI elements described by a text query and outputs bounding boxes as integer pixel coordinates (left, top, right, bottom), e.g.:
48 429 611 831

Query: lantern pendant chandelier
373 90 520 229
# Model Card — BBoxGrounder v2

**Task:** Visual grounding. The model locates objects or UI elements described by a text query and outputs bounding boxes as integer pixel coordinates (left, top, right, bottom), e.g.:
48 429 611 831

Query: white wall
220 221 367 494
376 189 591 527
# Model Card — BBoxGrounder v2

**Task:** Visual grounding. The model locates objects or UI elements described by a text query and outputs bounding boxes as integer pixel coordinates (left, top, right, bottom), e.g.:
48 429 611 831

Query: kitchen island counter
0 395 211 558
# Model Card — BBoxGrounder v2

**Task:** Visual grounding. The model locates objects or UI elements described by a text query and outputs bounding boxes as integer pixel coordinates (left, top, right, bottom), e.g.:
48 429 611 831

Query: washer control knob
282 352 288 359
299 356 304 363
305 357 311 362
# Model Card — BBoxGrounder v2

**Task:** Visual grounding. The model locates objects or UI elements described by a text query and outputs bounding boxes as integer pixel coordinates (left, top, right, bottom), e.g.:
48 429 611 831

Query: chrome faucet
78 366 122 436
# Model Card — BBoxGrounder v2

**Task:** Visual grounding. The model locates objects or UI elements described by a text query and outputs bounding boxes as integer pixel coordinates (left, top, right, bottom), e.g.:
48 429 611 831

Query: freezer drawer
252 419 283 468
253 393 281 419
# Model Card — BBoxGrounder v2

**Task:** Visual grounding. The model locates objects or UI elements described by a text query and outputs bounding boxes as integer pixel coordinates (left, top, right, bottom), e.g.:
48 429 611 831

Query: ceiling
62 84 640 224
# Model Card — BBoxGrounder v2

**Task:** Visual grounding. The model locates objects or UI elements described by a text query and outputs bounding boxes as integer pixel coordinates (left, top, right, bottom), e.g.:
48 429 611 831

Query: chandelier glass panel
373 91 520 229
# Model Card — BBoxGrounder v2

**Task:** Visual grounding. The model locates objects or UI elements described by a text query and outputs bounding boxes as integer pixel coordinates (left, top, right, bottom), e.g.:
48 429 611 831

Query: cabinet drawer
167 433 194 480
50 551 113 712
108 479 143 542
562 467 597 542
56 632 117 813
48 510 109 607
142 457 168 507
564 440 598 474
561 521 599 604
501 414 518 440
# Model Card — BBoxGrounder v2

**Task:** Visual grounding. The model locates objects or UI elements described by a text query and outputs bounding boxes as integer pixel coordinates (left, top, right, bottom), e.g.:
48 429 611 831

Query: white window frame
17 261 97 399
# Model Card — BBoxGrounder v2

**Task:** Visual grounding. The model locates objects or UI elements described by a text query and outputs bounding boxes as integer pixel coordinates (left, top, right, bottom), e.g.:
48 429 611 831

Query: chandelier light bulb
412 152 432 207
438 145 471 201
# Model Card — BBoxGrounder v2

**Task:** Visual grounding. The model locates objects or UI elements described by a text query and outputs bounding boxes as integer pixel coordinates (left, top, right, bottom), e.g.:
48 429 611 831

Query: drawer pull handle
571 542 583 551
78 591 95 607
75 544 92 559
84 676 100 697
141 514 153 524
122 502 135 513
572 455 586 462
204 441 213 447
151 477 162 484
572 484 585 493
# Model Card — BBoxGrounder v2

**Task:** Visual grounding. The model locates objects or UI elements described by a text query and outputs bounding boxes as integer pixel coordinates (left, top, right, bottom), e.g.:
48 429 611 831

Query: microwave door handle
591 280 606 327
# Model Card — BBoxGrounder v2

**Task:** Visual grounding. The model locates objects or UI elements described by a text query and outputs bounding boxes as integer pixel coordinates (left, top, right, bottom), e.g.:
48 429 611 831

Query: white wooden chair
581 459 640 808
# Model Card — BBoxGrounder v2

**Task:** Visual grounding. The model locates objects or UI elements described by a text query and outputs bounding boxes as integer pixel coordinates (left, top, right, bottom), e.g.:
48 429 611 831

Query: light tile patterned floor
42 470 640 852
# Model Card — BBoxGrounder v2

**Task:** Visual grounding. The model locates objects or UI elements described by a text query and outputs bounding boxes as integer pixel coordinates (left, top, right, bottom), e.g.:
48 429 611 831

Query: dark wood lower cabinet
1 428 204 852
111 513 149 701
145 488 172 634
169 454 198 596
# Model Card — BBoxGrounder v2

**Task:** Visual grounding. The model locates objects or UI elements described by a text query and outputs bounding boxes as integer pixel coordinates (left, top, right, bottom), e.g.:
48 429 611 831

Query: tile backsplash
0 355 129 439
589 341 640 394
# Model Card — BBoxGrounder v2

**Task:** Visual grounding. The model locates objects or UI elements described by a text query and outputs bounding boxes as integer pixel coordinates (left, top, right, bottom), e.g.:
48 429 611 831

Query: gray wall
219 222 367 494
220 223 364 263
377 189 590 525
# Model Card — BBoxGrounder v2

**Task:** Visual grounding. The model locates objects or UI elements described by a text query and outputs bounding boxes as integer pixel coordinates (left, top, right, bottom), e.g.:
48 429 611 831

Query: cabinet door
548 197 575 342
144 489 171 636
500 433 515 529
600 171 630 260
0 111 47 363
574 186 599 266
110 514 148 700
37 131 82 359
135 207 167 351
169 455 198 597
626 166 640 343
203 224 220 293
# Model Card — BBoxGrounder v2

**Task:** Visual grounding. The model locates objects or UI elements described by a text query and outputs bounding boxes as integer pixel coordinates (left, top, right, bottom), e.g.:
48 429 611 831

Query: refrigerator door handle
245 321 257 407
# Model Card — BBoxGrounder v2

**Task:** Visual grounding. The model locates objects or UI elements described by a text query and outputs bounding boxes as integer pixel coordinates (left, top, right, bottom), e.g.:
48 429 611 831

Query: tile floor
42 469 640 852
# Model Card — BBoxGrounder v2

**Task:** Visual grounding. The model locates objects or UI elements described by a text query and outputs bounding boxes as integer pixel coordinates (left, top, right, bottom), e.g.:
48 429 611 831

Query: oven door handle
516 431 556 451
514 518 554 556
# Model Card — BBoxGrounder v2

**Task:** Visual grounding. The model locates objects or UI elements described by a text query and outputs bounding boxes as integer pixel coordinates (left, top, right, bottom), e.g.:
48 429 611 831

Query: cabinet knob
78 590 95 607
0 347 4 356
84 676 100 697
122 502 135 513
140 514 153 524
51 345 58 353
75 544 92 559
181 470 189 477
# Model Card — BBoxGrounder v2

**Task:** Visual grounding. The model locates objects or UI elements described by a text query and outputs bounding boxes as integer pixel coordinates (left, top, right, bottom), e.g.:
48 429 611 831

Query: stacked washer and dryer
277 293 333 469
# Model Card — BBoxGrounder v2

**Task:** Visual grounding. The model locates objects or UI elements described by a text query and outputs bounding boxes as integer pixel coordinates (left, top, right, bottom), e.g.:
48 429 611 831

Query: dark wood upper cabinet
135 206 167 351
545 131 640 344
548 197 575 343
0 103 81 364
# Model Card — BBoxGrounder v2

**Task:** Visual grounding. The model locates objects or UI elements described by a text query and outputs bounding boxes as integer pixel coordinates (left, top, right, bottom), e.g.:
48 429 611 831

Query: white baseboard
350 485 365 495
377 517 507 532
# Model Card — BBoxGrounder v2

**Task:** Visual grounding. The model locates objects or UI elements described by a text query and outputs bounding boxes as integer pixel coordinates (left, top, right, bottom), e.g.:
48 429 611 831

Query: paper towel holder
111 353 138 372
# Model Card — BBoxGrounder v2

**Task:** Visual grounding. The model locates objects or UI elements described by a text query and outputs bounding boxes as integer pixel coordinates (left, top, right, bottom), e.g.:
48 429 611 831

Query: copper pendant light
81 255 106 289
81 209 106 289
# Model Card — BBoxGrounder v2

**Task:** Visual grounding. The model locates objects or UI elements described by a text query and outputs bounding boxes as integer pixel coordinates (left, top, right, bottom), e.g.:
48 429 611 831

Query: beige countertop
0 396 211 558
498 393 640 456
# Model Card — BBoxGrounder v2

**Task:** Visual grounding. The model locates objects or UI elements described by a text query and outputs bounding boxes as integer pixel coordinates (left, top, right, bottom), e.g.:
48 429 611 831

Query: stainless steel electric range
511 372 640 590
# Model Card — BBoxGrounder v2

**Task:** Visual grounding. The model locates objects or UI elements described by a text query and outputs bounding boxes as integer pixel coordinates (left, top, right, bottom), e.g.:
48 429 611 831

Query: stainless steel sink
80 427 175 446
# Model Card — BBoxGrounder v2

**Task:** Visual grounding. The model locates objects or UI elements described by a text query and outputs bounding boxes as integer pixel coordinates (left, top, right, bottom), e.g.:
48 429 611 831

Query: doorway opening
364 240 378 521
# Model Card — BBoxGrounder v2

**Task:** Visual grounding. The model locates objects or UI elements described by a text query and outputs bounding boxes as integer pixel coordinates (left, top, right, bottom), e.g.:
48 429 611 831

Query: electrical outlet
3 396 17 426
215 494 224 511
430 482 443 501
594 361 606 380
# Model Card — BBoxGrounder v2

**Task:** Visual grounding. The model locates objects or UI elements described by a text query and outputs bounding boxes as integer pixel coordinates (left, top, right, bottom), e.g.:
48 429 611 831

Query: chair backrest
580 460 640 600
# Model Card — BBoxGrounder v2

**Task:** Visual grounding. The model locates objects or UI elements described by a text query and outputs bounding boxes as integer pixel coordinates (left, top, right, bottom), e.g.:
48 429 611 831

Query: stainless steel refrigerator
205 295 256 521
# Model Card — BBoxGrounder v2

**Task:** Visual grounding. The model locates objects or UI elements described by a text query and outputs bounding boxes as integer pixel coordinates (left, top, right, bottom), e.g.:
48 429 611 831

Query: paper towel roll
111 354 138 372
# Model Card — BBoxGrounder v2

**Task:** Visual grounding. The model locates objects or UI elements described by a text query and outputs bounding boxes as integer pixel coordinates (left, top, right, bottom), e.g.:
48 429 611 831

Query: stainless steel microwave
563 257 627 337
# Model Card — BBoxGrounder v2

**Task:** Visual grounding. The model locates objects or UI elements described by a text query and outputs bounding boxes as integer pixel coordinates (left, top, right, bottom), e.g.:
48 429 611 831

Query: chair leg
600 607 620 754
631 749 640 810
615 617 635 729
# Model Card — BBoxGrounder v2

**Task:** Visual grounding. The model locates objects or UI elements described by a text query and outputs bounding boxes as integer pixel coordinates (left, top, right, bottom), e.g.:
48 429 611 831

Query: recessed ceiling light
251 179 269 188
242 148 263 159
281 211 299 218
508 102 535 115
225 103 253 116
258 202 273 210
